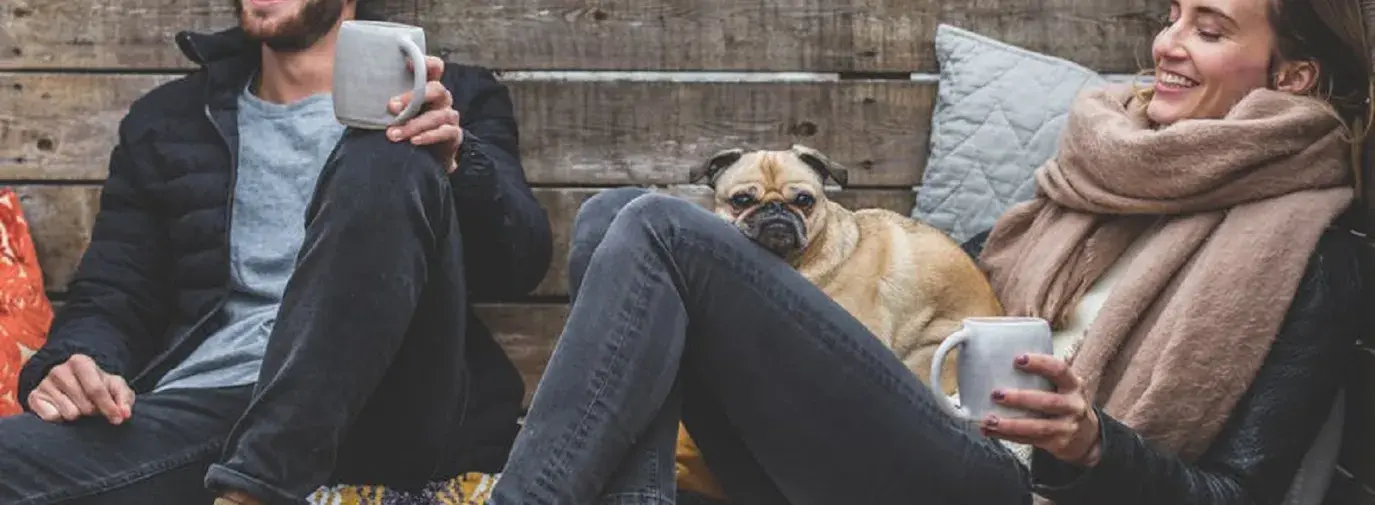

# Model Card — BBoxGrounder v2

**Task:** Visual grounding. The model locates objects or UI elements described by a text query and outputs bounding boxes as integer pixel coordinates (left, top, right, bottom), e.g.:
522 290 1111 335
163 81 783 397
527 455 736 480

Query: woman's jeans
488 188 1032 505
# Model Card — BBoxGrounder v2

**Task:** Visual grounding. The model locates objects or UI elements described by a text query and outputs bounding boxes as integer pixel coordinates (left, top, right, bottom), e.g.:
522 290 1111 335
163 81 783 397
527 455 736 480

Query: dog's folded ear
790 144 849 187
690 148 745 187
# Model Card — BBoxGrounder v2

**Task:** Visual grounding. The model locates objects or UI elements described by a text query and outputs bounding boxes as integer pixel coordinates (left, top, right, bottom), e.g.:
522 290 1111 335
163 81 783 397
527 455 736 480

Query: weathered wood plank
471 302 568 406
1 0 1164 72
0 74 181 180
14 184 915 297
510 78 931 187
1 73 932 186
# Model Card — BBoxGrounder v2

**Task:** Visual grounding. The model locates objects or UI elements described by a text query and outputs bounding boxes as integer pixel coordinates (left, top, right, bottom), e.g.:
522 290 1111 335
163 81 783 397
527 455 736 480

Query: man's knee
324 129 449 214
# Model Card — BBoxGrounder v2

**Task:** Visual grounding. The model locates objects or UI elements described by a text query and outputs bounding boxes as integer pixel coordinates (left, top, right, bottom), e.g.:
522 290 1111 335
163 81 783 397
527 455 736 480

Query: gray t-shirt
154 84 345 392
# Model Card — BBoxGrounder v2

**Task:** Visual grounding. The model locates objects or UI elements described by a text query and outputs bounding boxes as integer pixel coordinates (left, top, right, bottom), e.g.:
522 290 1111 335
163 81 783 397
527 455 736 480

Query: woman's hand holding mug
981 353 1102 467
929 317 1103 468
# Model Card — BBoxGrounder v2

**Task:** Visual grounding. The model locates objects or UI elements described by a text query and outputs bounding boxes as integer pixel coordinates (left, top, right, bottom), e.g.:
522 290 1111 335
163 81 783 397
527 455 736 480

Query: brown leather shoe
214 491 265 505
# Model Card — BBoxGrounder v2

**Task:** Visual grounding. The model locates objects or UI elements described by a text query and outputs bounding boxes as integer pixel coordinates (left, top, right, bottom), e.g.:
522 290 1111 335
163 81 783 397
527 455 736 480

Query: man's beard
236 0 346 52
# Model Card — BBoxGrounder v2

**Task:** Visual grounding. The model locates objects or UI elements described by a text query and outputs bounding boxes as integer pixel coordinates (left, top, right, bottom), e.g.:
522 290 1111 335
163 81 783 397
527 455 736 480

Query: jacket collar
174 27 260 110
175 26 256 65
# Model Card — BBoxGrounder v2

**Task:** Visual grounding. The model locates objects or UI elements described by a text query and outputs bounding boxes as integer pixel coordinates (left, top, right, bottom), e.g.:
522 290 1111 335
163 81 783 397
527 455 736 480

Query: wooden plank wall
4 0 1371 496
3 0 1164 72
0 0 1168 385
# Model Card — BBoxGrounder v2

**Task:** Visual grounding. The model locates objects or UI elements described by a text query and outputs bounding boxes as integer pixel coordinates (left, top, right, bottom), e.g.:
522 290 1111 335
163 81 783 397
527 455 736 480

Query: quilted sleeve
18 132 175 403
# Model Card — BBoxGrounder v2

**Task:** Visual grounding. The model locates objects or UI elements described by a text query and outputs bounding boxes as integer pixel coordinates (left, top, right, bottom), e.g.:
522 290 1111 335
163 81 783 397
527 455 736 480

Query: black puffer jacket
963 226 1365 505
17 27 552 468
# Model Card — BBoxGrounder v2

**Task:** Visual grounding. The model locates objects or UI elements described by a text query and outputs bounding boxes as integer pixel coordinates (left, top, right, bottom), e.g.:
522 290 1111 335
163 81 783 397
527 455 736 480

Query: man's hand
386 55 462 174
27 354 134 425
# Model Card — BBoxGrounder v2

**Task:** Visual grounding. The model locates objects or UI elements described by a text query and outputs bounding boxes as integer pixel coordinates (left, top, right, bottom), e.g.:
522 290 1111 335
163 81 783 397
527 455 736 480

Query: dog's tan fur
697 145 1005 387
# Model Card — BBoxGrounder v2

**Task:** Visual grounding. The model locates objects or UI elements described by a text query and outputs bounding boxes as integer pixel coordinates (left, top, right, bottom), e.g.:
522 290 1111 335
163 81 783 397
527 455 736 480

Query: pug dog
687 144 1005 387
673 145 1006 502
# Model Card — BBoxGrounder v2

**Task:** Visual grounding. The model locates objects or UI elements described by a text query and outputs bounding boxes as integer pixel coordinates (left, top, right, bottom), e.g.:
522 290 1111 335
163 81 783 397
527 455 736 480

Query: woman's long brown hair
1273 0 1375 233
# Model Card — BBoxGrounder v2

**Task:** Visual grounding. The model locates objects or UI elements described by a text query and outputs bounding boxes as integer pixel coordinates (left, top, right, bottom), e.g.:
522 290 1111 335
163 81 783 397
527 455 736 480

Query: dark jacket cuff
17 339 126 411
451 129 498 197
1030 407 1123 503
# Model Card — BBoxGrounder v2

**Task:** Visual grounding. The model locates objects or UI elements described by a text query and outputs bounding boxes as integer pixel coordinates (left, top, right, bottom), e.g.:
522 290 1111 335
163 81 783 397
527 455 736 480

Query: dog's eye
729 194 756 208
794 194 815 207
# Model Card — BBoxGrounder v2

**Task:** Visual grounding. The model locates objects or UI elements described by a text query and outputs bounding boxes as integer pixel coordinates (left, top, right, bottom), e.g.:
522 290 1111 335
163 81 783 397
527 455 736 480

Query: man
0 0 552 502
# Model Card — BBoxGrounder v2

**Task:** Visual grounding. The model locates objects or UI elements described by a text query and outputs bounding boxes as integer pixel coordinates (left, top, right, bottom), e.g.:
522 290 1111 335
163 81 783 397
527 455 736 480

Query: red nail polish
985 416 1000 427
991 390 1005 401
1015 355 1030 366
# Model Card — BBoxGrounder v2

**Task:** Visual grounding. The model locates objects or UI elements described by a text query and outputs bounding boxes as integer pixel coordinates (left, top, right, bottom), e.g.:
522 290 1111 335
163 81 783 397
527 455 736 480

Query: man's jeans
0 131 484 505
488 188 1032 505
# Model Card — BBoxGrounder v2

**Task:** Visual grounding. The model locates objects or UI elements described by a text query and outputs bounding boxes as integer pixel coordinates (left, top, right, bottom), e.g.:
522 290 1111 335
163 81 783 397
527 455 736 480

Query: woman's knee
568 188 656 295
572 187 654 245
576 189 737 264
611 192 728 243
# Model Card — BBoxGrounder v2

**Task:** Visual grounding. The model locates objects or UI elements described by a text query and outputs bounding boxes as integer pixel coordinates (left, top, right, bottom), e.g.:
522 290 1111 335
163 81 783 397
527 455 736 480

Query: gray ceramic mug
929 317 1056 421
333 20 428 130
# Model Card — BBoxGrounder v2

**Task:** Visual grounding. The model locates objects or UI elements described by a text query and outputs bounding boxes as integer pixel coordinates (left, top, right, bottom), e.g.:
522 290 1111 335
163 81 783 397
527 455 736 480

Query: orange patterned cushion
0 188 53 417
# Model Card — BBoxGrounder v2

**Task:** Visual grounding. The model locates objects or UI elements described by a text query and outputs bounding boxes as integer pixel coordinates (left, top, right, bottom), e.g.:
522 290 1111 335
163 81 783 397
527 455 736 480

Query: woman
488 0 1371 503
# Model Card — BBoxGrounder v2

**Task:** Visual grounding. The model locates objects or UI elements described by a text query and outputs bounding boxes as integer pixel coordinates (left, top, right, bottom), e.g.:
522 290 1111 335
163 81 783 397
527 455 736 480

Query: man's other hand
27 354 134 424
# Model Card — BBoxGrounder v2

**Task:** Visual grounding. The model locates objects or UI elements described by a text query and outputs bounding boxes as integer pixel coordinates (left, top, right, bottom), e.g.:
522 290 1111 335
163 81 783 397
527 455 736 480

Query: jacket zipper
130 105 239 388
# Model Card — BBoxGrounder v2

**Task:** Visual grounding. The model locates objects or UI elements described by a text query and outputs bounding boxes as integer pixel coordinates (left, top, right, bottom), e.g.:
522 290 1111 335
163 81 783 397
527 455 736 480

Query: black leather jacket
963 226 1365 505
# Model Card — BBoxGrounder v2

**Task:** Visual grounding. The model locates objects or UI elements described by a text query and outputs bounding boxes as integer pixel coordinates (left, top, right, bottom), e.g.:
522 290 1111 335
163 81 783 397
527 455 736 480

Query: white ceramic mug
332 20 428 129
929 317 1056 420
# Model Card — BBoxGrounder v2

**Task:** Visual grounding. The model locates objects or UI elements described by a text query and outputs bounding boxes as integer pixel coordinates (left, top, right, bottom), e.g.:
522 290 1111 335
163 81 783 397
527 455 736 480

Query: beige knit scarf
979 83 1354 465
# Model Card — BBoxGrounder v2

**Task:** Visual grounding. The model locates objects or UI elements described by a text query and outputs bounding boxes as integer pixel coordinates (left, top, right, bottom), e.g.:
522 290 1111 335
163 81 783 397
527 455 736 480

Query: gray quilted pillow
913 24 1106 243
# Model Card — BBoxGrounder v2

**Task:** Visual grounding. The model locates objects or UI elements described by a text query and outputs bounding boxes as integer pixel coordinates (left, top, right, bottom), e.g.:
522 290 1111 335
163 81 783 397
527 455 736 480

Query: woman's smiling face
1147 0 1279 125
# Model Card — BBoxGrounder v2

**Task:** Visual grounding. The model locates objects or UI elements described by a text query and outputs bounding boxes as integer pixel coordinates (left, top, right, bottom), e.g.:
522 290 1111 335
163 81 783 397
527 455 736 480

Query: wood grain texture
1 73 932 186
14 184 915 297
471 302 568 406
0 73 179 180
0 0 1165 72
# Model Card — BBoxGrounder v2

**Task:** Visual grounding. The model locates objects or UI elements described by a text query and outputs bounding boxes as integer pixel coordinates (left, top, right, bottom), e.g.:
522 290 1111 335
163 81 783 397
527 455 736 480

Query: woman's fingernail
984 415 1000 427
387 128 400 140
1015 355 1030 366
991 390 1005 401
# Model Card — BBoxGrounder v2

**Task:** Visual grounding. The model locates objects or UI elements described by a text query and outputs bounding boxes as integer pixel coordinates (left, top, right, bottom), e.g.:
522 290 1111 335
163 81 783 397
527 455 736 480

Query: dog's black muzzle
742 202 807 257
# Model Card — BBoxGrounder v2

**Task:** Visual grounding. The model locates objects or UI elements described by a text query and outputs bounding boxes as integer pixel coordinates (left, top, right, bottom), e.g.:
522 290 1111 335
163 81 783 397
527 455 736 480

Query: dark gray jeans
488 188 1031 505
0 131 493 505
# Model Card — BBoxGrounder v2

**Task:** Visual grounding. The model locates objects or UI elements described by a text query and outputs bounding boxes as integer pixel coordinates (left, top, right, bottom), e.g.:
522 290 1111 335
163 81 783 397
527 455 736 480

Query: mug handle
929 327 971 418
394 35 429 123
